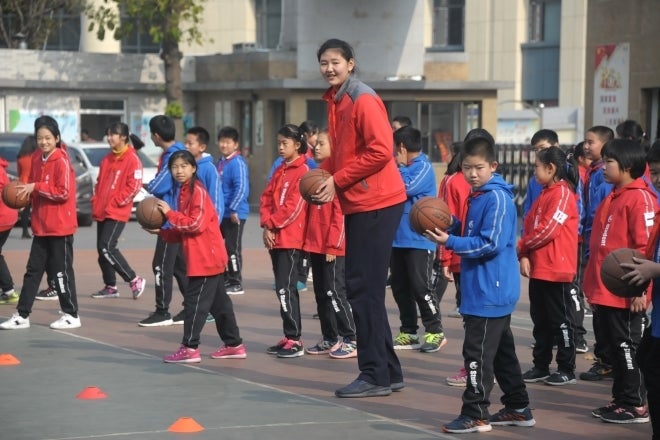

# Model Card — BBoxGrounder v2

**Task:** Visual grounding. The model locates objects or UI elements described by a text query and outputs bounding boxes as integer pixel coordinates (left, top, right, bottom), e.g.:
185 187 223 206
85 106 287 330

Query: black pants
310 253 355 341
529 279 577 373
462 314 530 420
152 236 187 314
96 219 137 286
297 251 310 284
221 217 245 286
573 241 587 340
592 304 614 367
454 272 462 307
596 305 646 407
637 327 659 440
345 203 404 387
0 229 14 292
390 248 443 334
18 235 77 318
20 205 31 237
181 273 242 349
270 248 302 340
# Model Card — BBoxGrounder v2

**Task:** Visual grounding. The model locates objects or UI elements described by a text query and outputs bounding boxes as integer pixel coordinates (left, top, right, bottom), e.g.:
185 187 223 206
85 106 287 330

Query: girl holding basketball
582 139 656 423
517 146 580 386
155 150 245 362
260 123 310 358
0 156 18 305
303 129 357 359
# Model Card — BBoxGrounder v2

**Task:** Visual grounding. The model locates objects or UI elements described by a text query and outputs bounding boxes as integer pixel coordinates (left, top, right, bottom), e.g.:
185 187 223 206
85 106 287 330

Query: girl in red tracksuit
157 150 244 363
260 123 310 358
91 122 146 300
583 139 656 424
0 157 18 304
303 129 356 359
518 146 580 385
0 115 80 331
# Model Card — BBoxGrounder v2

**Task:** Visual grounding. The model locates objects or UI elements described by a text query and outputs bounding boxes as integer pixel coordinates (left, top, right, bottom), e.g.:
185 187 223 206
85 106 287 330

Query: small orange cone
0 353 20 365
76 386 108 400
168 417 205 433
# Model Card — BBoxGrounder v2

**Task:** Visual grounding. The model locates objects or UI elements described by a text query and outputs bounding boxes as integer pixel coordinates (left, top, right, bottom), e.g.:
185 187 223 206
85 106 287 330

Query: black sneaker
226 284 244 295
544 371 577 386
276 338 304 358
172 310 185 325
600 404 650 424
522 367 550 383
35 286 58 301
138 312 173 327
579 361 612 381
267 337 288 355
488 406 536 427
575 338 589 353
592 401 617 418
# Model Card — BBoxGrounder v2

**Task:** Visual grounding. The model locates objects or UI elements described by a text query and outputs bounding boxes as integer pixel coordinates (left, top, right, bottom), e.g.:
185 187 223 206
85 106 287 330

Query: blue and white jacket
147 142 186 229
196 153 224 220
393 153 437 251
445 173 520 318
217 152 250 220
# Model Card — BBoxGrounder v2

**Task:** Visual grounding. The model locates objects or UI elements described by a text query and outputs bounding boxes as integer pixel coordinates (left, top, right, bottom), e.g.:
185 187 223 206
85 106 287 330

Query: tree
0 0 83 49
86 0 206 118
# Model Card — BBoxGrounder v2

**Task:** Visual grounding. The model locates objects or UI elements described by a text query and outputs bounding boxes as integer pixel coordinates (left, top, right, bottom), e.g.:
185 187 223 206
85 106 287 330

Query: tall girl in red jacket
155 150 245 363
260 124 310 358
0 115 80 330
303 129 357 359
91 122 146 300
0 157 18 304
518 146 580 386
582 139 656 424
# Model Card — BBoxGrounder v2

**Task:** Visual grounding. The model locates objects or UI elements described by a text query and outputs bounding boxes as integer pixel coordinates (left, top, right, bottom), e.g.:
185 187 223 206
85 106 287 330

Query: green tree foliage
0 0 84 49
86 0 206 116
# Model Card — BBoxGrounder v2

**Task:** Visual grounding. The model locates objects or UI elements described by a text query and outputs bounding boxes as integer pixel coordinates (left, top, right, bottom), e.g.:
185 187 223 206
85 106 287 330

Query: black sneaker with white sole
544 371 577 386
522 367 550 383
138 312 173 327
35 286 58 301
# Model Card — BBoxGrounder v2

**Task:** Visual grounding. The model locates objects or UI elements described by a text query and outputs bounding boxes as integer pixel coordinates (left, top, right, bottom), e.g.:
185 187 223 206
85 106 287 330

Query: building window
120 17 160 54
431 0 464 51
256 0 282 49
528 0 561 44
80 99 125 142
44 12 81 51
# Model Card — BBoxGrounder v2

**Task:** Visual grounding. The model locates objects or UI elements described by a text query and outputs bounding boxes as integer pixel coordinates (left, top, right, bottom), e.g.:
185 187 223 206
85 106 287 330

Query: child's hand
263 228 276 249
311 175 335 204
620 256 660 286
326 254 336 263
16 183 34 199
442 266 454 282
424 227 449 244
519 257 531 278
154 199 170 214
630 295 646 313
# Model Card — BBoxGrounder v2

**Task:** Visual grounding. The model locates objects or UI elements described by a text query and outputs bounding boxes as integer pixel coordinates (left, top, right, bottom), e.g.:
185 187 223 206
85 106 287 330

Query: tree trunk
160 37 183 105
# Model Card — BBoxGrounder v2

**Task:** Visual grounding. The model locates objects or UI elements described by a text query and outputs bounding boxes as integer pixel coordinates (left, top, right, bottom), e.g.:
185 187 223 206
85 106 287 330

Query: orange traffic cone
76 386 108 400
0 353 20 365
168 417 205 433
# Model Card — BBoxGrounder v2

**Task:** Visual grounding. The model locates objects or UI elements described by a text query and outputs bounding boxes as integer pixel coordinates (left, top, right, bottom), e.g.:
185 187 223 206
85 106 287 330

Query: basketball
136 197 166 229
600 248 650 298
409 196 452 235
2 180 30 209
299 168 331 204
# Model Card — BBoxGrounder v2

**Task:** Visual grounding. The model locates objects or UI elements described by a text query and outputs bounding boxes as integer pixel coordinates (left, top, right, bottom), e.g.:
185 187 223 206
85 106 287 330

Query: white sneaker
0 312 30 329
50 313 81 329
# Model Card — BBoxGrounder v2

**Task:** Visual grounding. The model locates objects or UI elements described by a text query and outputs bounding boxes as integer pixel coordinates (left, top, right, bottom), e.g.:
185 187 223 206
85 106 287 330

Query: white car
68 142 158 214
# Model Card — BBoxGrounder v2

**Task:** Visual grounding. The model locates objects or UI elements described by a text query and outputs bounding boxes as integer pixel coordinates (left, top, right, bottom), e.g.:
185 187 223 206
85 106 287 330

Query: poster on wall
8 109 78 144
593 43 630 129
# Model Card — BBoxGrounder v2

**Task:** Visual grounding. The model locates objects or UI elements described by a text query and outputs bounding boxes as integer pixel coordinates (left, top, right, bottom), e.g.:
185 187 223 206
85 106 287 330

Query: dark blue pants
152 236 187 314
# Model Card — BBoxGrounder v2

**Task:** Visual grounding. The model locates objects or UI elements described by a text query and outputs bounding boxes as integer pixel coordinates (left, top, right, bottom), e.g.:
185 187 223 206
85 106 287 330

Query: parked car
68 142 158 214
0 133 94 226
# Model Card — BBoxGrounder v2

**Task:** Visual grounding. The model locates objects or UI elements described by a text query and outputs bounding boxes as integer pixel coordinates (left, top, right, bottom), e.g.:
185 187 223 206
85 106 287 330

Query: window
79 99 125 142
120 17 160 54
431 0 464 51
522 0 561 102
44 12 81 51
256 0 282 50
528 0 561 43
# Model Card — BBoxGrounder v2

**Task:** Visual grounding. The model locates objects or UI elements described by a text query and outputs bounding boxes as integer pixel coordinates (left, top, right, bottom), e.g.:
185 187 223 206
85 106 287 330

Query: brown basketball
2 180 30 209
299 168 331 204
136 197 166 229
409 197 452 235
600 248 650 298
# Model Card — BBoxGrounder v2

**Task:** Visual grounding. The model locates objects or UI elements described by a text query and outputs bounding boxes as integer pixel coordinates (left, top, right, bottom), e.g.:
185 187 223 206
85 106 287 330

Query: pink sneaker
163 345 201 363
210 344 247 359
446 367 467 387
130 276 146 300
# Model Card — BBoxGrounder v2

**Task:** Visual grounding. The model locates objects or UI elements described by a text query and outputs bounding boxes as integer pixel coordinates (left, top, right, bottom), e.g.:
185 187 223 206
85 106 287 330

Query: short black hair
531 129 559 146
464 128 495 147
393 125 421 152
186 126 210 146
392 115 412 127
217 126 239 142
149 115 175 142
646 140 660 164
587 125 615 143
602 138 647 179
463 137 495 163
299 120 319 137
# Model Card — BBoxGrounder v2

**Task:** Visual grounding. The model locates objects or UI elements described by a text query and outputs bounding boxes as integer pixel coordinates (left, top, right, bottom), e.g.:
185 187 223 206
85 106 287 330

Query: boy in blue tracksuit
138 115 189 327
217 127 250 295
390 126 445 353
427 129 534 434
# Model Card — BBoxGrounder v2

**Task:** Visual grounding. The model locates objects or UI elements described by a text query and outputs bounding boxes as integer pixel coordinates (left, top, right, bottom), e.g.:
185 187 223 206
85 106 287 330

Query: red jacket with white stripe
0 158 18 232
518 180 578 282
29 147 77 236
161 180 228 277
583 178 657 308
320 77 406 214
303 196 345 256
260 154 309 250
437 172 471 273
92 146 143 222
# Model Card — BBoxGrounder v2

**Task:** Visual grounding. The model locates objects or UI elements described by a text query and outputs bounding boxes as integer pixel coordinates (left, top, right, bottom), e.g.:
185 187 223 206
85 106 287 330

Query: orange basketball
409 197 452 235
136 197 165 229
2 180 30 209
299 168 331 204
600 248 650 298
